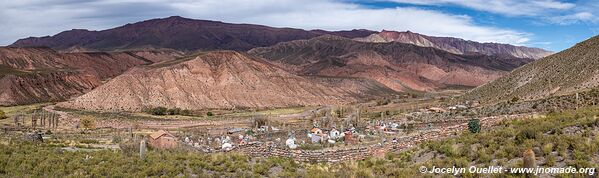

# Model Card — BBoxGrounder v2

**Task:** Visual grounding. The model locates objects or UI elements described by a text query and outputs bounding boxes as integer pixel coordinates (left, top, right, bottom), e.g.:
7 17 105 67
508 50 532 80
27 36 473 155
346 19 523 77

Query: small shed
148 130 178 149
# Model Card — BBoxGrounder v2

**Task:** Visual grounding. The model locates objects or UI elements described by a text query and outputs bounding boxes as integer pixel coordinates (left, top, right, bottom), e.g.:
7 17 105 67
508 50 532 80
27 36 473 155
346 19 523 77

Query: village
0 94 542 163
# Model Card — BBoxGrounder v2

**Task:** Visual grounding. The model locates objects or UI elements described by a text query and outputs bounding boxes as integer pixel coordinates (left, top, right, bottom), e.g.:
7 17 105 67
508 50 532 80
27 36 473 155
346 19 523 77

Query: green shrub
542 143 554 156
516 128 537 143
180 109 193 116
151 107 167 115
207 112 214 117
511 96 520 103
0 109 6 120
545 154 556 167
80 117 96 130
112 135 123 144
166 108 181 115
468 119 480 133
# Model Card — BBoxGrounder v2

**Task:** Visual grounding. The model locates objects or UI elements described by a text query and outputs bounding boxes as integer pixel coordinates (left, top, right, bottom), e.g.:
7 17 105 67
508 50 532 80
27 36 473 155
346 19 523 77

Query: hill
58 51 397 111
462 35 599 103
0 47 182 105
355 30 552 59
10 16 375 52
249 35 532 92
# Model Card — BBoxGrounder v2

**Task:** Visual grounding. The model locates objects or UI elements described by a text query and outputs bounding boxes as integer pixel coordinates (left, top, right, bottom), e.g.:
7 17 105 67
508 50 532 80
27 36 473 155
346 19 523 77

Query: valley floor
1 107 598 177
1 90 599 177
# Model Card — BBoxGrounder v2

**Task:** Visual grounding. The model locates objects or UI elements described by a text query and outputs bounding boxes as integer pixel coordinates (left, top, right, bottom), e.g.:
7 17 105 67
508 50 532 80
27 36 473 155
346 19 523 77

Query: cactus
140 140 147 159
523 148 536 168
522 148 536 177
468 119 480 133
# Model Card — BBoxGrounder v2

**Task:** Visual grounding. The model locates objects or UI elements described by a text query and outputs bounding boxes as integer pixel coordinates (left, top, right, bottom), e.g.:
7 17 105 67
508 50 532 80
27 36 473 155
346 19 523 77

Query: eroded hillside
58 51 397 111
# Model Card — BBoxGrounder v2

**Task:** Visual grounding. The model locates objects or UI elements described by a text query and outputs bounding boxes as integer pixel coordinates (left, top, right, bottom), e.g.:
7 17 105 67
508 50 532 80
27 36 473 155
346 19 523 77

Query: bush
80 117 96 130
207 112 214 117
545 154 556 167
252 117 267 128
0 112 7 121
542 143 554 156
181 109 193 116
151 107 168 115
511 96 520 103
167 108 181 115
119 139 141 156
0 109 6 120
112 135 123 144
516 128 537 143
468 119 480 133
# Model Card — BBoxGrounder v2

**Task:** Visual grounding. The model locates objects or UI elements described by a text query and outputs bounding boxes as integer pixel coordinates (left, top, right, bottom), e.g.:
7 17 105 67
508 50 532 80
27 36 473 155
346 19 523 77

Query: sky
0 0 598 51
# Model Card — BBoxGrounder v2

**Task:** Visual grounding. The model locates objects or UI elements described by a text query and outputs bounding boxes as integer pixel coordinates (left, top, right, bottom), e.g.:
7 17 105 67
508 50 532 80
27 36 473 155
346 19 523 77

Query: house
329 129 340 139
286 137 298 149
343 131 355 144
148 130 178 149
311 135 322 143
310 128 323 135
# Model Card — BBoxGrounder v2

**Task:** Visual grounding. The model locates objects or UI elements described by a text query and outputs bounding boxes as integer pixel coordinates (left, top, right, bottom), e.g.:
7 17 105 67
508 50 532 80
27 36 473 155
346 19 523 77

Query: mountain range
249 35 533 92
0 16 562 110
355 30 552 59
10 16 375 52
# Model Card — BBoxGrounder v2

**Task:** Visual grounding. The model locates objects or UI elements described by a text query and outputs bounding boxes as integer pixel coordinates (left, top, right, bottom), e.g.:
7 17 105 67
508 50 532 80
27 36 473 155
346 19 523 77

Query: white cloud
549 12 598 25
0 0 530 46
386 0 575 16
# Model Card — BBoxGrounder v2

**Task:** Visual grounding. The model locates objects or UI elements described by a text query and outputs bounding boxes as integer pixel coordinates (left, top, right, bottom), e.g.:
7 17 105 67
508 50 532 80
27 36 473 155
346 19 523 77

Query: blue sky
354 0 599 51
1 0 598 51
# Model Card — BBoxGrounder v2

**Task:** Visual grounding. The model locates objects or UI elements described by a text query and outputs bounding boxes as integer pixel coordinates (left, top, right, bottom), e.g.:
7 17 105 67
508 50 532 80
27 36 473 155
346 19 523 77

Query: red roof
310 128 322 133
149 130 174 140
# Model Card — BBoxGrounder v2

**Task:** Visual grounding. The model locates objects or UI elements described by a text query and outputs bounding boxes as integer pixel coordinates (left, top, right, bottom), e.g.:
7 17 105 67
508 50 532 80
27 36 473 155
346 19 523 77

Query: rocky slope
354 30 552 59
58 51 396 111
462 35 599 103
11 16 375 52
0 47 183 105
249 35 532 92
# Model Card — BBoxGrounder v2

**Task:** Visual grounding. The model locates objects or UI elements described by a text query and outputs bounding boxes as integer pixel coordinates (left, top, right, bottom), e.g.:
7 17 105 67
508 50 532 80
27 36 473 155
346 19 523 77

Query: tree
468 119 480 133
207 112 214 116
0 109 7 120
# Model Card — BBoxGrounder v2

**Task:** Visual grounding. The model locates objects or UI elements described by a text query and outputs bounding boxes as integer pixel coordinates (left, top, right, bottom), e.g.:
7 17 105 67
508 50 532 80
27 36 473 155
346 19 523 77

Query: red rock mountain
0 47 183 106
10 16 375 52
58 51 397 111
249 35 533 92
354 30 552 59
